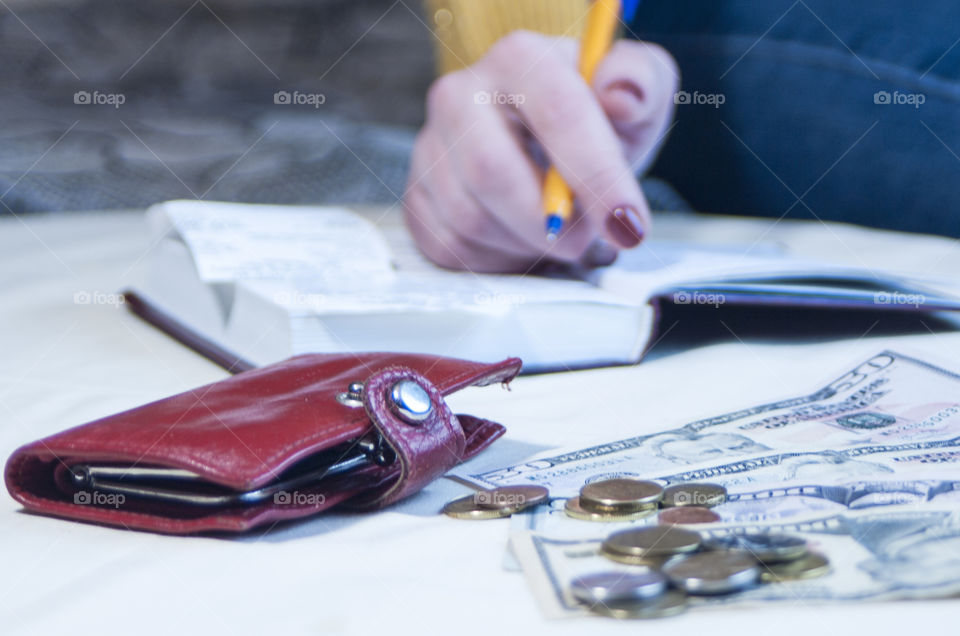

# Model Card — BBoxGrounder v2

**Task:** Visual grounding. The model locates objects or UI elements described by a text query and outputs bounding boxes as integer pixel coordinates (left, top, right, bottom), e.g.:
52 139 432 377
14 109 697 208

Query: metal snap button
389 380 432 424
336 381 365 408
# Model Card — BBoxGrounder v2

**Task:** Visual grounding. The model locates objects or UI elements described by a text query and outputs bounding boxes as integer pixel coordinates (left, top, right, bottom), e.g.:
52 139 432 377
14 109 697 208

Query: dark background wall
0 0 435 212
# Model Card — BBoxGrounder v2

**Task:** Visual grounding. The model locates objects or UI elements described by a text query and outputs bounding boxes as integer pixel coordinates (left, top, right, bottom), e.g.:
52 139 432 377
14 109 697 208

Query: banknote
651 436 960 524
510 505 960 618
498 434 960 529
463 351 960 496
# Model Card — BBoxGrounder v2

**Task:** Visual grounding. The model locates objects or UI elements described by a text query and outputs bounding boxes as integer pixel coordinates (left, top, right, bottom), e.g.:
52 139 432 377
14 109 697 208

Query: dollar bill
650 436 960 524
463 351 960 497
499 434 960 529
510 505 960 618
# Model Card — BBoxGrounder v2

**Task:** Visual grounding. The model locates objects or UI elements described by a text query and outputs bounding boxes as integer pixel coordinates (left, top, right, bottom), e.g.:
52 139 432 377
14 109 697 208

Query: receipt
150 200 395 285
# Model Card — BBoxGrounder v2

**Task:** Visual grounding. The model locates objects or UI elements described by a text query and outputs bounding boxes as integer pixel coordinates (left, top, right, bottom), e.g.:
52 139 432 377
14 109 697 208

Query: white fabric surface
2 209 960 635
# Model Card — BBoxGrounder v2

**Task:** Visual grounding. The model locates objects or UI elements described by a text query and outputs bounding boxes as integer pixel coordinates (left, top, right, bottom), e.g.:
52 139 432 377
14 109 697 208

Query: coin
760 552 831 582
703 533 808 563
663 551 760 595
602 526 702 558
442 494 515 520
564 497 657 522
599 550 680 570
474 485 549 511
570 571 667 605
580 479 664 512
588 591 688 620
661 483 727 508
659 506 721 525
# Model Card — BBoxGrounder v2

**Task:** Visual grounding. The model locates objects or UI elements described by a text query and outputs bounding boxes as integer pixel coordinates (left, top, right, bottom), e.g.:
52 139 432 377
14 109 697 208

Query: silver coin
588 591 688 620
570 570 667 605
663 551 760 595
703 533 808 563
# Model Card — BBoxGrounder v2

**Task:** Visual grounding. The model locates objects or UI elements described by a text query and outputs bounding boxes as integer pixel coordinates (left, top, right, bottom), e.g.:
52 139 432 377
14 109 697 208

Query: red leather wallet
5 352 521 533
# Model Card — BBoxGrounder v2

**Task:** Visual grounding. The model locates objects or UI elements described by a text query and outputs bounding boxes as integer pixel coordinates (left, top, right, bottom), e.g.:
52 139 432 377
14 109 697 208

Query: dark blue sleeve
628 1 960 238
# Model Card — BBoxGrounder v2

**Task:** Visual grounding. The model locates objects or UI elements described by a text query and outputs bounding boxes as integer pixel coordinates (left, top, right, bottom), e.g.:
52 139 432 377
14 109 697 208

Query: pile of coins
564 478 727 525
442 485 549 520
441 478 830 620
565 478 663 521
572 525 831 619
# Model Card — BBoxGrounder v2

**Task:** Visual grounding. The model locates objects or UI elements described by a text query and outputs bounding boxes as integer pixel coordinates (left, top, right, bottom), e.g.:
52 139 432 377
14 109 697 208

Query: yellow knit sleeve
423 0 590 74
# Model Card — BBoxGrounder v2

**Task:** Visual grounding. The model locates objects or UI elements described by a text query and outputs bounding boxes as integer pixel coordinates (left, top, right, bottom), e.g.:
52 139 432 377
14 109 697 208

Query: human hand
403 30 678 273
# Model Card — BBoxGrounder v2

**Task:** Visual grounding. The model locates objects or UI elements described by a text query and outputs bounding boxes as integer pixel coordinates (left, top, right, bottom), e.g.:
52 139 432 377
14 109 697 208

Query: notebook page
149 200 395 286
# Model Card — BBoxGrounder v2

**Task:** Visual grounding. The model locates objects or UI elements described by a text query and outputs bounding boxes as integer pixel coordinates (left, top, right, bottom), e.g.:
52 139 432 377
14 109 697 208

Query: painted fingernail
581 238 618 268
606 206 645 248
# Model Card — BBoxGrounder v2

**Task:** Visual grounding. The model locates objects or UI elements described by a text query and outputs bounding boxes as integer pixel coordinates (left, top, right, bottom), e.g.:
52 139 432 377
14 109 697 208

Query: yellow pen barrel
579 0 621 81
543 168 574 218
542 0 622 237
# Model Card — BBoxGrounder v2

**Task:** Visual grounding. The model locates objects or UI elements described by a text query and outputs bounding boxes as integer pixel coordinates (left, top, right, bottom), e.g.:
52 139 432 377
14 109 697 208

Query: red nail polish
606 206 645 248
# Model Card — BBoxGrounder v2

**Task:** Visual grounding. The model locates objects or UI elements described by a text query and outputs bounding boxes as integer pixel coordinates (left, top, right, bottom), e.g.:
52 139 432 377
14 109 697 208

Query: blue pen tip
545 215 563 242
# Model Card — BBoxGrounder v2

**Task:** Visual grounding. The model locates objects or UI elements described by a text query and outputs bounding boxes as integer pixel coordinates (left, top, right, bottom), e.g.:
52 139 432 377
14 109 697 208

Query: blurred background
3 0 959 241
0 0 432 212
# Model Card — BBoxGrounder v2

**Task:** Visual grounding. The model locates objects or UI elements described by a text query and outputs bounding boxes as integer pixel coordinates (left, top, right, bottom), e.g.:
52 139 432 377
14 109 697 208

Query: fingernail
606 206 645 248
581 238 619 268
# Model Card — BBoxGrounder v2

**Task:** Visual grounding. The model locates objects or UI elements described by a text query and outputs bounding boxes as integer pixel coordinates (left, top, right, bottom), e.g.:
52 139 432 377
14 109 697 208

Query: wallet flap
357 367 465 508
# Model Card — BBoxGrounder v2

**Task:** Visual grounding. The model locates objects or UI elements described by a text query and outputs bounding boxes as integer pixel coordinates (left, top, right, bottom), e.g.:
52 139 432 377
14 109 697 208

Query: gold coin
588 591 688 620
442 494 515 520
581 479 664 512
564 497 657 522
474 485 549 510
602 526 702 558
661 483 727 508
760 552 831 582
599 549 678 570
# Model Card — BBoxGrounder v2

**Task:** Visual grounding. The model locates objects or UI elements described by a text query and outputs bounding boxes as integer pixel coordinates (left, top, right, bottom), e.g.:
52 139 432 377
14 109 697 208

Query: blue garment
629 1 960 238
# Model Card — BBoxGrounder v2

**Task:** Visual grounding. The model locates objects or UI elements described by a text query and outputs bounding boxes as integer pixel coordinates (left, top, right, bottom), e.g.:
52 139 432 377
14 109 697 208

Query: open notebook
126 200 960 373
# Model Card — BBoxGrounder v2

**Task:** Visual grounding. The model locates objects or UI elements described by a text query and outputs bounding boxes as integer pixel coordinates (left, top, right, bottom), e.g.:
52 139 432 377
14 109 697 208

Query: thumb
593 40 679 170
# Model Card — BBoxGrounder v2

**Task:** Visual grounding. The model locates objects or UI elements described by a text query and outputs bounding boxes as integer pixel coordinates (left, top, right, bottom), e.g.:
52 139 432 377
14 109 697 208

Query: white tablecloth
2 209 960 635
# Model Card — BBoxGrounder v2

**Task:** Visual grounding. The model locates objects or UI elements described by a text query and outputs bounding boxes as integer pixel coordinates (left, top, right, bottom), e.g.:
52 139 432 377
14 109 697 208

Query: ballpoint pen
544 0 642 241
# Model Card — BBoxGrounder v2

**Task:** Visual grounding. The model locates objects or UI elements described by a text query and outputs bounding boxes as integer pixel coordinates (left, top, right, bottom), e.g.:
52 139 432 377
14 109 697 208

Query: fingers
405 128 537 272
403 31 679 273
593 40 680 170
425 70 546 255
421 64 609 265
481 31 651 251
418 127 536 258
